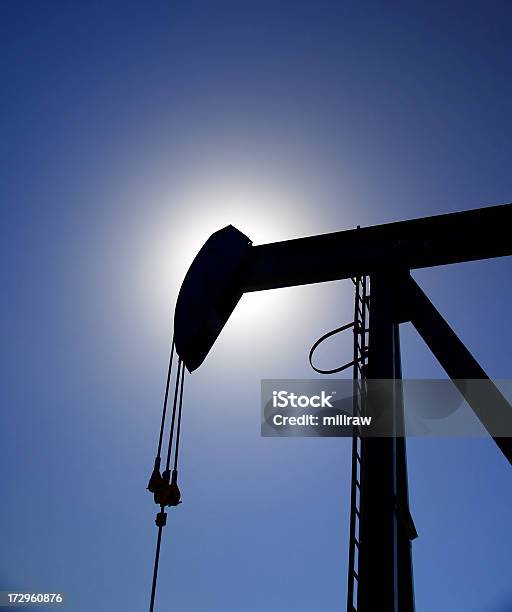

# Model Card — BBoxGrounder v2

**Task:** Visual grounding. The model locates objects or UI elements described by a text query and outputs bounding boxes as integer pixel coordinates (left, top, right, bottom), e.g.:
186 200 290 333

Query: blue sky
2 2 512 611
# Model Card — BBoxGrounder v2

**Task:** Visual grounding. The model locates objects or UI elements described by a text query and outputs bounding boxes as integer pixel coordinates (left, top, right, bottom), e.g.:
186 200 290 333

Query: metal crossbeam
241 203 512 292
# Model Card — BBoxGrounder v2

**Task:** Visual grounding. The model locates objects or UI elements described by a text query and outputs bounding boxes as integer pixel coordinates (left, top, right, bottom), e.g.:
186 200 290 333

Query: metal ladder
346 275 369 612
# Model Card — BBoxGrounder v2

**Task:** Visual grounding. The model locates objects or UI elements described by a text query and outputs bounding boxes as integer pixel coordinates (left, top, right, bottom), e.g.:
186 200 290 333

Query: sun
135 173 314 343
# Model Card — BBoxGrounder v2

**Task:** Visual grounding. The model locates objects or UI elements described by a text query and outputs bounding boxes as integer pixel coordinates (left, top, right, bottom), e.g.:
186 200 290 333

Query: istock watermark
261 379 512 438
272 390 335 408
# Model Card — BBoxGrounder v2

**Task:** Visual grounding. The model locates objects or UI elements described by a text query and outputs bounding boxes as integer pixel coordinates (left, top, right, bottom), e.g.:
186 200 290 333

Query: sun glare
137 175 313 338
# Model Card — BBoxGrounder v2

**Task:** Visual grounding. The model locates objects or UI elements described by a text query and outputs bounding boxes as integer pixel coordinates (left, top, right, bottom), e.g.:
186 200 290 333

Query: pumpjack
150 203 512 612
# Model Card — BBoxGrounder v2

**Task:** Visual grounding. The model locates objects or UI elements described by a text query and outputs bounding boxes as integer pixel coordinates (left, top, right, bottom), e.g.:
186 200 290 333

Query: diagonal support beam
405 275 512 466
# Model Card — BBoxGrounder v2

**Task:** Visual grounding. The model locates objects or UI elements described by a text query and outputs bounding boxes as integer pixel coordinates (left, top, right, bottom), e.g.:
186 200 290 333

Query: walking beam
241 203 512 292
174 203 512 370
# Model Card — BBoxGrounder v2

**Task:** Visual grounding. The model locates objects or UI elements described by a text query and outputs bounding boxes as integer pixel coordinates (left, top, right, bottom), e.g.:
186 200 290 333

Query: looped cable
309 321 358 374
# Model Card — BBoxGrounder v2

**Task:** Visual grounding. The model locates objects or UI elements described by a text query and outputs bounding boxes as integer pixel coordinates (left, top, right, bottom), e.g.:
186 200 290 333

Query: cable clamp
155 511 167 527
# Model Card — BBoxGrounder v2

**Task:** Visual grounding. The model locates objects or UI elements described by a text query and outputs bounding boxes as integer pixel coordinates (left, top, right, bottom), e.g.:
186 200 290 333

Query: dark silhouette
167 203 512 611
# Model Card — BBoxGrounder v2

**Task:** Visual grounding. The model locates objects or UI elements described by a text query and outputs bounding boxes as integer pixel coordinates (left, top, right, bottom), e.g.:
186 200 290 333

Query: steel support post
357 273 416 612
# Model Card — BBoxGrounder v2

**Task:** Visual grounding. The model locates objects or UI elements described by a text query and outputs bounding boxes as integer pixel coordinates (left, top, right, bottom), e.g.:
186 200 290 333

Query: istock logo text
272 390 335 408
